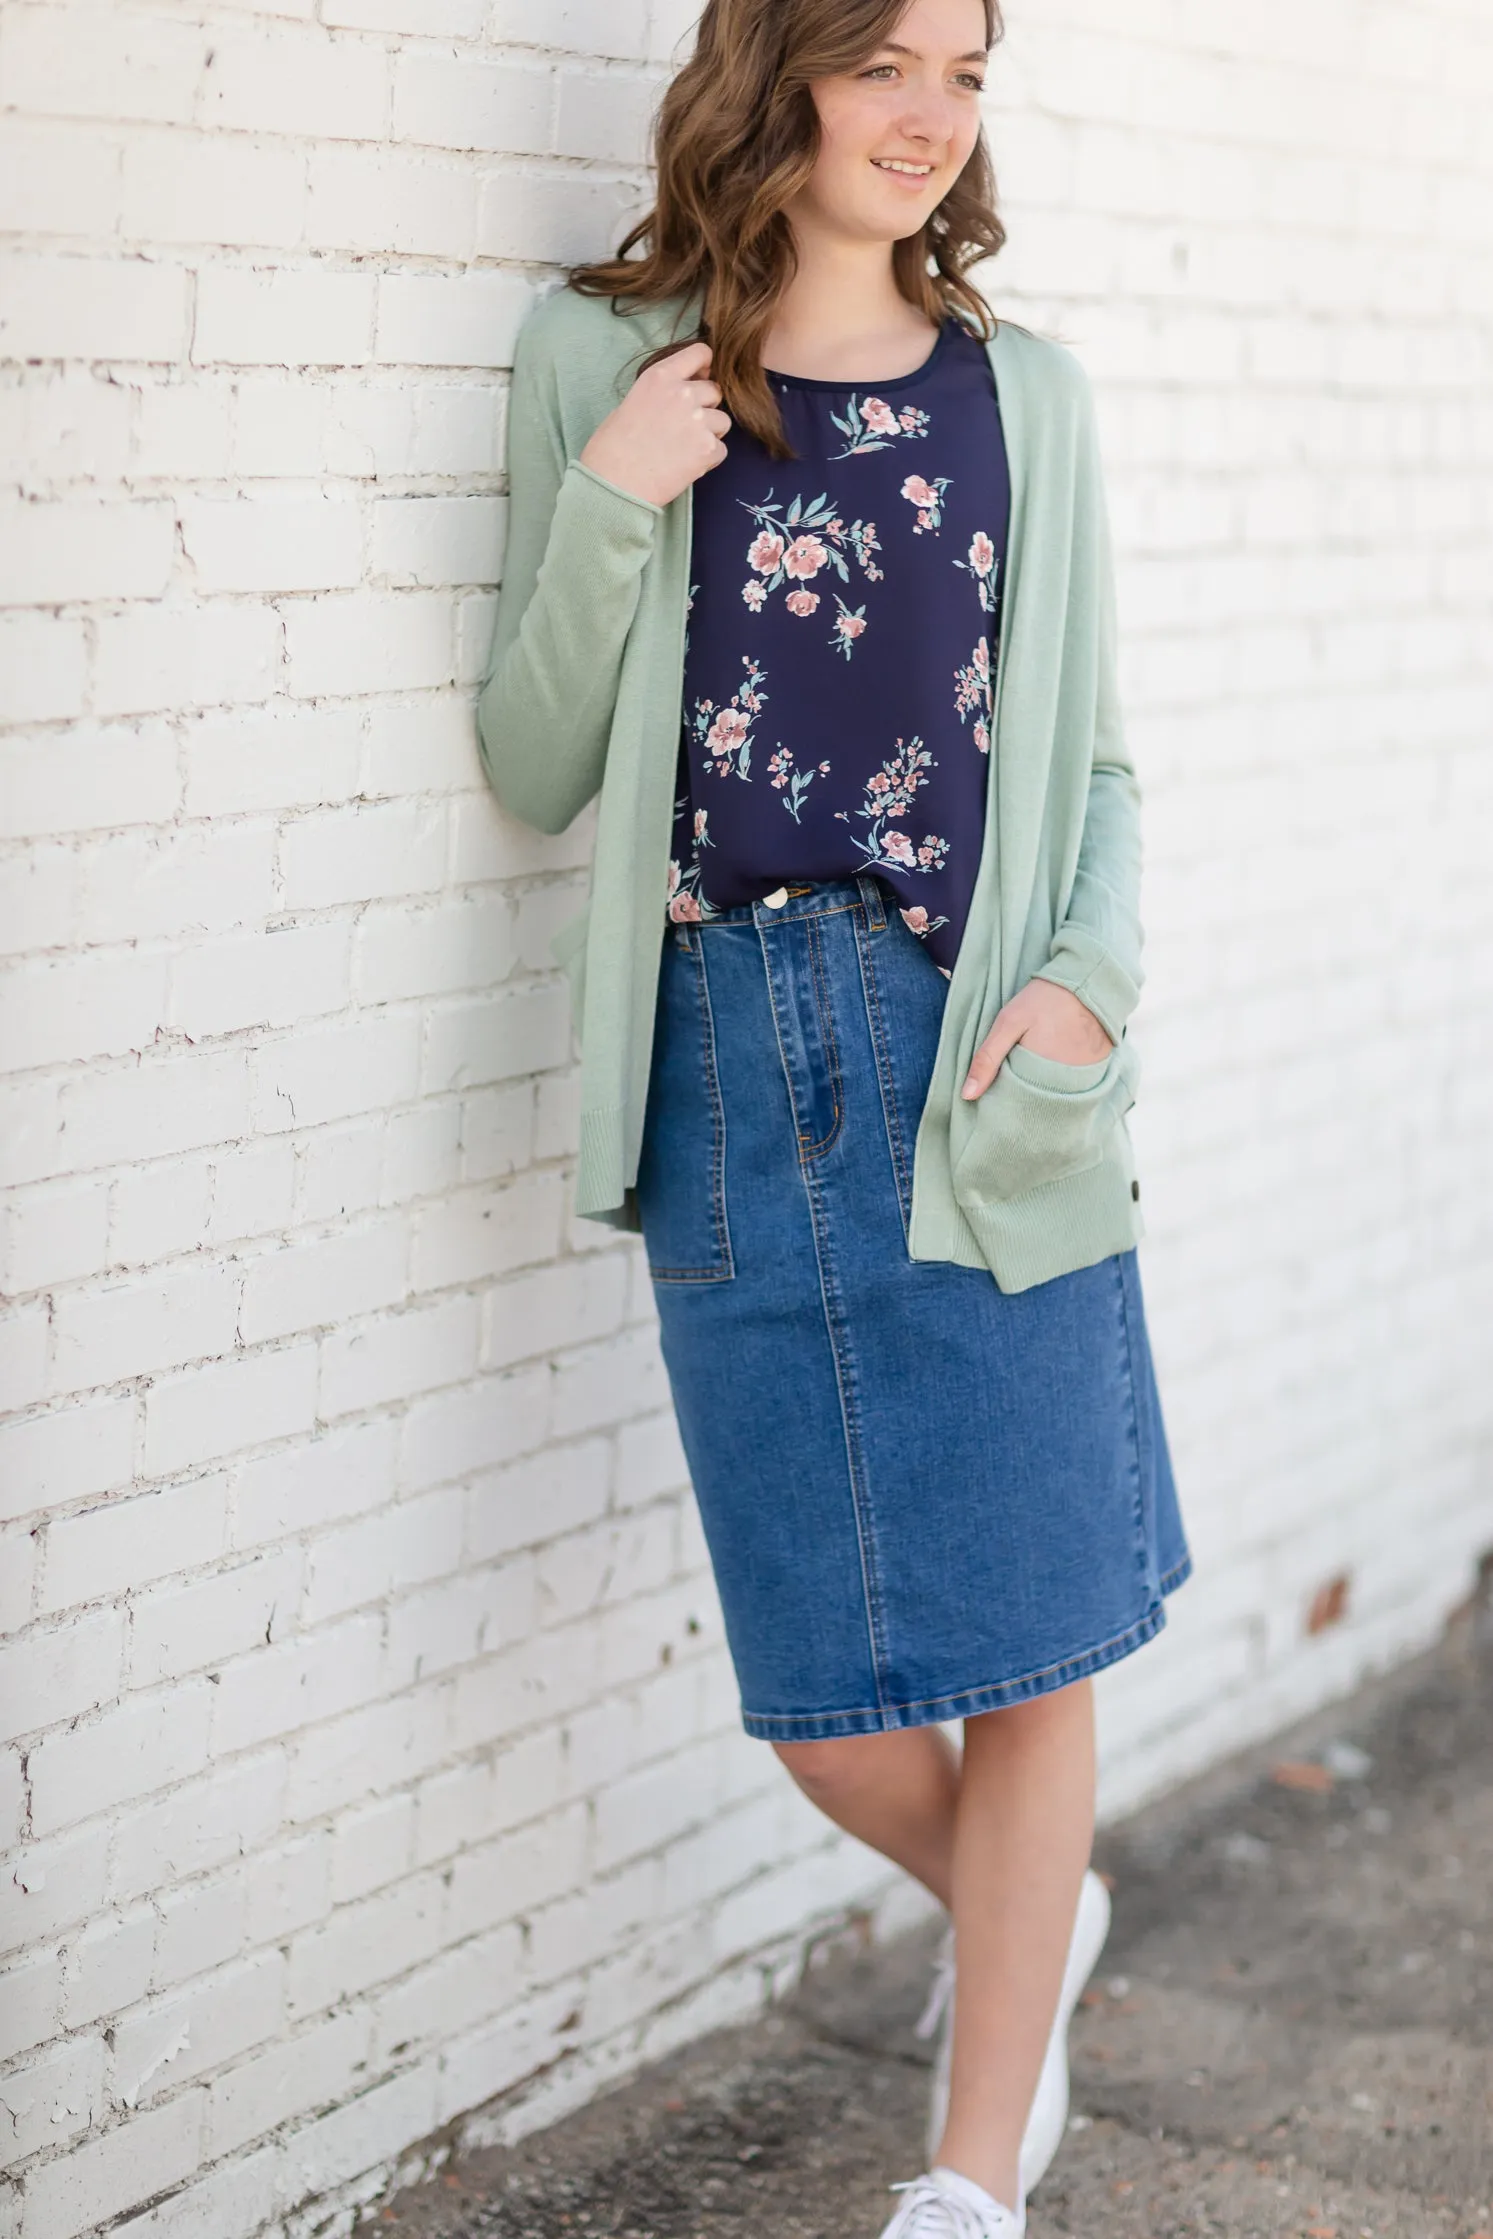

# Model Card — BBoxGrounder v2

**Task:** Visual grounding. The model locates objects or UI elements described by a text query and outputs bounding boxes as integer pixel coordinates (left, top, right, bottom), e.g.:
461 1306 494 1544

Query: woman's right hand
579 341 731 509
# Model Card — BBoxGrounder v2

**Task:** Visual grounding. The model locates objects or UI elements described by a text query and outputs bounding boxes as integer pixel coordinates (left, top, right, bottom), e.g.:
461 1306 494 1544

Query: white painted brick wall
1 1 1490 2231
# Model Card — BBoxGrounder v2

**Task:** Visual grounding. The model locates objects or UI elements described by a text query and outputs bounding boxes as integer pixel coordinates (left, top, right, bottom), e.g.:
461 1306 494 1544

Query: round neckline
764 316 962 396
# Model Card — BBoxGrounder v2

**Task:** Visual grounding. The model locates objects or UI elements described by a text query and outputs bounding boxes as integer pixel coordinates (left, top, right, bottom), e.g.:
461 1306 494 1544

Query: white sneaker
877 2166 1025 2237
916 1867 1112 2194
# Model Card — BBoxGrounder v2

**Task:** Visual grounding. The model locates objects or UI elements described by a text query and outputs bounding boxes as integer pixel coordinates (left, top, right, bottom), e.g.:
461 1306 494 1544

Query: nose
894 82 959 153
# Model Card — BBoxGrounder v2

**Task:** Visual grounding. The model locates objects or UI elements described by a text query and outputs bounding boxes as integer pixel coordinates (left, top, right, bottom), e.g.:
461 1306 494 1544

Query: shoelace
914 1929 955 2042
886 2174 1014 2237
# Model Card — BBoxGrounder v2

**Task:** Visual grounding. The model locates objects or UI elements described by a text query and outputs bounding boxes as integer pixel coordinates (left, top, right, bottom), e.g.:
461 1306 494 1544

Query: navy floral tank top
665 315 1009 975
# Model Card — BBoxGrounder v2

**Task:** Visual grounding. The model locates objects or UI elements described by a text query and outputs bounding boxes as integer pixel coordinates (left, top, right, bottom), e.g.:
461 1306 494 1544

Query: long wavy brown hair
571 0 1006 460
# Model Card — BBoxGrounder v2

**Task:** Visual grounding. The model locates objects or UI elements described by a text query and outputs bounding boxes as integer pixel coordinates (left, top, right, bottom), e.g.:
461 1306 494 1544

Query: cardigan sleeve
1027 370 1145 1047
475 305 664 837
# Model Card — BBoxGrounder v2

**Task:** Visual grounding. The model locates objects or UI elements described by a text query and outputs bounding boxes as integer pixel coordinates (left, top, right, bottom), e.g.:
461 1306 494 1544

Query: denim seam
646 924 735 1285
851 905 914 1252
757 914 890 1714
1111 1248 1155 1603
740 1582 1186 1739
797 914 845 1160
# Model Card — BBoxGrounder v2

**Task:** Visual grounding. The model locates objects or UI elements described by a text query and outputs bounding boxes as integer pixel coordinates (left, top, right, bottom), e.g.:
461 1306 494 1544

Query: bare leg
936 1679 1096 2210
773 1726 961 1904
775 1680 1096 2215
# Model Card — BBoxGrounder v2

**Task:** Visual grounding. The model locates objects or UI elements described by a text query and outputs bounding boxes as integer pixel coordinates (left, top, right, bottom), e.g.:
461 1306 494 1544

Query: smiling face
794 0 990 249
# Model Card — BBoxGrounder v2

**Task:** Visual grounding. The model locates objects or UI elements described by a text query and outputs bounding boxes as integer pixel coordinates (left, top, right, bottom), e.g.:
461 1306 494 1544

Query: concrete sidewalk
373 1595 1492 2239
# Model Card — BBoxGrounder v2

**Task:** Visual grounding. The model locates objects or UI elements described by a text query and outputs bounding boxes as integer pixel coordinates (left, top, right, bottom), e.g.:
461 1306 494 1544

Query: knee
773 1733 887 1805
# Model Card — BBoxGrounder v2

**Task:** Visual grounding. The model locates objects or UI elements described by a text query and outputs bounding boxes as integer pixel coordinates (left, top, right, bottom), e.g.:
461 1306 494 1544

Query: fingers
961 1026 1013 1100
703 408 733 441
670 339 714 380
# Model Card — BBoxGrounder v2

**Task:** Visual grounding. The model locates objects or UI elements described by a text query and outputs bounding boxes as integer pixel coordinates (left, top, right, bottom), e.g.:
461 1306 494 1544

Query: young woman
478 0 1191 2230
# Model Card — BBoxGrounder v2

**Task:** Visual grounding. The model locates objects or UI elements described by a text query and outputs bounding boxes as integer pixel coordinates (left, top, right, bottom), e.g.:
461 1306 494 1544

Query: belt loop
857 872 886 931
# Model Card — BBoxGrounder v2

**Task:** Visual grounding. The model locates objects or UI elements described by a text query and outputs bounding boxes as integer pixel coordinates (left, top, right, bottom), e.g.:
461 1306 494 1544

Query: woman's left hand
961 980 1113 1101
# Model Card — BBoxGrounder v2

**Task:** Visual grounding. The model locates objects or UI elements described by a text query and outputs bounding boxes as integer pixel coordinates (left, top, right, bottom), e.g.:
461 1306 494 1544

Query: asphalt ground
372 1587 1492 2239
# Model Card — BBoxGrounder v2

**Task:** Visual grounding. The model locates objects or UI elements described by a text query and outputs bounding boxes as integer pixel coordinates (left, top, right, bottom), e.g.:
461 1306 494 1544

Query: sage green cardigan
477 285 1148 1294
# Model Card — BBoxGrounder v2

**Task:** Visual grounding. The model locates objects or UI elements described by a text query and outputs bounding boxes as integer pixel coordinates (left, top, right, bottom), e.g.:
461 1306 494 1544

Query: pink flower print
954 636 994 740
835 737 943 874
901 905 931 935
693 808 709 840
900 471 951 533
830 597 868 662
827 394 930 460
975 638 990 682
862 397 899 436
785 588 820 617
881 829 916 867
742 581 767 610
706 705 750 759
749 529 785 575
868 771 891 793
783 534 828 581
838 612 866 642
899 408 925 433
973 719 990 754
669 890 702 923
767 745 826 823
956 527 1000 610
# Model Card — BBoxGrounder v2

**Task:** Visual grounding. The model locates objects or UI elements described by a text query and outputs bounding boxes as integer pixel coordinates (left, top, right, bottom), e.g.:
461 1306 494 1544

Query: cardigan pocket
952 1031 1140 1205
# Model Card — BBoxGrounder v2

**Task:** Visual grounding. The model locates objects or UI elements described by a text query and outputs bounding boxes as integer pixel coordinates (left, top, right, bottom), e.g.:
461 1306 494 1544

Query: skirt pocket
635 927 735 1284
952 1028 1141 1205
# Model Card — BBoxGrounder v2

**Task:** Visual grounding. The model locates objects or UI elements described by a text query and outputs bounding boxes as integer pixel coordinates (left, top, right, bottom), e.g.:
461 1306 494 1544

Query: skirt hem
739 1552 1194 1742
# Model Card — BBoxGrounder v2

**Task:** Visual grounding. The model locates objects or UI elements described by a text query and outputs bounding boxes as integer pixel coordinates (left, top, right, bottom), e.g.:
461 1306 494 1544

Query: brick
385 1099 464 1203
120 130 306 250
281 588 454 695
128 1548 301 1690
41 1479 229 1620
28 1681 214 1838
275 2062 439 2206
0 1607 125 1739
421 980 573 1095
411 1171 565 1292
242 1832 329 1948
281 1683 450 1822
143 1345 319 1477
209 1137 297 1247
232 1418 398 1549
152 1870 246 1993
0 251 189 363
192 264 376 368
483 1251 629 1371
108 1755 286 1907
0 497 174 606
459 1080 535 1183
199 26 389 141
0 612 85 726
210 1614 382 1755
279 800 447 910
376 269 535 370
2 1174 110 1294
0 116 121 237
0 1947 63 2066
204 2007 367 2162
464 1438 609 1565
0 842 78 958
0 948 166 1072
133 375 236 481
92 602 281 719
392 53 552 155
298 1119 384 1223
320 1294 480 1420
79 821 276 945
0 1397 134 1526
110 2144 279 2239
363 692 484 797
180 492 364 595
182 700 363 818
170 921 351 1039
476 167 643 266
398 1363 550 1491
48 1264 241 1398
251 1012 421 1132
284 1870 444 2021
110 1951 283 2107
325 0 485 27
353 890 515 1004
370 495 506 590
60 1907 157 2029
0 722 179 841
0 2033 104 2161
553 68 658 166
0 1522 39 1633
492 0 650 57
308 147 479 259
57 1048 252 1178
330 1791 416 1905
0 7 208 124
20 2088 206 2239
369 1920 523 2063
238 1217 409 1345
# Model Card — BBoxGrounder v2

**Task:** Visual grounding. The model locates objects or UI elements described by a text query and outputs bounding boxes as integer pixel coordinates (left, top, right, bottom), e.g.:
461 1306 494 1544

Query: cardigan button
1131 1179 1140 1201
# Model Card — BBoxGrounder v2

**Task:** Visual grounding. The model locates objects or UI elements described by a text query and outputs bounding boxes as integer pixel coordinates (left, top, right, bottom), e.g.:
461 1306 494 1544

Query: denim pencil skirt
635 874 1192 1743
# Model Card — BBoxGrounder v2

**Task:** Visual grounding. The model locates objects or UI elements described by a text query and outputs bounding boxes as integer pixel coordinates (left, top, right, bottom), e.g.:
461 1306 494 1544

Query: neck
762 216 938 381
